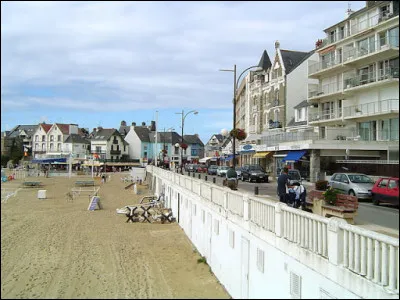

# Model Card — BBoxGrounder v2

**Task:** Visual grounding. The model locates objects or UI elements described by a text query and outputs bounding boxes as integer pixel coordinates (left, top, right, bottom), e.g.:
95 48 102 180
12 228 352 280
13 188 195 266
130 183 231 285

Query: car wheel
348 190 356 197
372 195 380 206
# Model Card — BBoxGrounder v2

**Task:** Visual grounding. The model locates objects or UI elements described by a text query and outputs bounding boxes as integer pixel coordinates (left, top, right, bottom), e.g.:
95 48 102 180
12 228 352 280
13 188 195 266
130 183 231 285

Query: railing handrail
339 222 399 246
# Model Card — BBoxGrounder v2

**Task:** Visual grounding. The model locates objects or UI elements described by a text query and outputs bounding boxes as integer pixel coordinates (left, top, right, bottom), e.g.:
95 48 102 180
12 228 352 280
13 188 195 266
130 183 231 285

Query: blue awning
31 158 67 164
224 155 234 161
282 150 307 162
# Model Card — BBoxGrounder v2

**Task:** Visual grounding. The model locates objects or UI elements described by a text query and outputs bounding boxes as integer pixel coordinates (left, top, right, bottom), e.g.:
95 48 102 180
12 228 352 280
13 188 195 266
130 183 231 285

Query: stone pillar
274 202 285 238
243 194 249 221
310 149 321 183
327 217 347 265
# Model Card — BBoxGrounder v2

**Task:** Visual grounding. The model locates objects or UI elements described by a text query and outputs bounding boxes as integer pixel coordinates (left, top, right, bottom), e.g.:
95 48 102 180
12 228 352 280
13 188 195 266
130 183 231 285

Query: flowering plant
162 149 167 154
315 39 323 48
180 143 188 150
322 187 340 205
230 128 247 141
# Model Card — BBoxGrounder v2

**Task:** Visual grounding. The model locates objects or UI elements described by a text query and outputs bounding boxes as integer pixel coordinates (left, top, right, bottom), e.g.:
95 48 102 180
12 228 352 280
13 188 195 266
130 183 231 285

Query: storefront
252 151 273 173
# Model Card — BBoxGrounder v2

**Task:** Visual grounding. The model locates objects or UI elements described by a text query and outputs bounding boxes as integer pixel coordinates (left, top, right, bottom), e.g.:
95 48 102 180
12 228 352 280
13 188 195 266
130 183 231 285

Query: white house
90 127 129 161
32 123 53 158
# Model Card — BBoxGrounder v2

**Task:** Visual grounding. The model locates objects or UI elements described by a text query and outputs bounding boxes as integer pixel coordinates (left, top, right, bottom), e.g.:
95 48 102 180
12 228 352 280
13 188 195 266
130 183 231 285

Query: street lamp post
162 127 174 168
175 109 198 173
219 64 262 168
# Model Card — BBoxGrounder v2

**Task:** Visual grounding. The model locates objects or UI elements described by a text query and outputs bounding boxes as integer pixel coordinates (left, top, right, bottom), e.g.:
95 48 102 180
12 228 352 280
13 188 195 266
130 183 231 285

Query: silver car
328 173 374 199
217 166 229 177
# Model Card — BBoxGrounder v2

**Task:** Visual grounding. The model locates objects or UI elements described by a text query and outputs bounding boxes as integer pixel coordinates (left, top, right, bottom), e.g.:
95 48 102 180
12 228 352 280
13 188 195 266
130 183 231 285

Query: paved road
188 172 399 231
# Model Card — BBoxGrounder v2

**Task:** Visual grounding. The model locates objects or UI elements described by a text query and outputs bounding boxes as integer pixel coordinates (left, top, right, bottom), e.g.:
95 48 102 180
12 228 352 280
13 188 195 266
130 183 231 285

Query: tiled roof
258 50 272 71
92 128 118 141
41 124 53 133
134 126 151 142
149 131 182 144
64 134 90 144
55 123 71 135
119 125 131 137
294 100 310 109
183 134 204 146
280 50 311 74
8 125 38 138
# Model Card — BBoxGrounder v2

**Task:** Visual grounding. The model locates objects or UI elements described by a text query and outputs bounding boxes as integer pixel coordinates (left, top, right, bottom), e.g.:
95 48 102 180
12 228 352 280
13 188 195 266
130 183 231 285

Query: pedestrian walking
277 167 290 203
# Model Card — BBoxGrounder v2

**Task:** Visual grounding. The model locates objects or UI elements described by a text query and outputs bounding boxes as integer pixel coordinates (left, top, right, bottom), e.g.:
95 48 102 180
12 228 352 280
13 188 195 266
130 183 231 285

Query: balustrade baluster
343 230 349 267
317 222 322 254
366 238 373 279
349 232 354 270
322 224 327 256
354 234 360 273
313 220 317 252
360 236 367 275
374 240 381 283
388 245 396 291
305 218 309 249
382 243 388 286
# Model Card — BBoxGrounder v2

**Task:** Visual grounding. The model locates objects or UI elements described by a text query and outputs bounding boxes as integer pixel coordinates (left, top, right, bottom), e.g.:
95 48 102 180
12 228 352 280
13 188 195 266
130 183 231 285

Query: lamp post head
193 111 198 115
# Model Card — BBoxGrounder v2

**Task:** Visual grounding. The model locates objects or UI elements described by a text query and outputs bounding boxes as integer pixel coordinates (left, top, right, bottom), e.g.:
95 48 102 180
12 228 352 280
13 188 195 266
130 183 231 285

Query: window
359 121 377 141
50 135 54 142
42 143 45 151
388 179 398 189
229 229 235 249
380 4 390 18
378 179 388 187
256 248 265 273
339 26 345 40
57 143 61 151
124 145 126 152
35 143 39 151
57 135 61 142
42 135 45 142
50 143 54 151
389 27 399 47
35 135 39 142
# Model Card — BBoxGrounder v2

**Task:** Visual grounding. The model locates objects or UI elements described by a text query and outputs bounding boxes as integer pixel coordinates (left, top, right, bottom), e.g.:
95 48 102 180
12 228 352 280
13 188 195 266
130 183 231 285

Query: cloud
1 1 365 141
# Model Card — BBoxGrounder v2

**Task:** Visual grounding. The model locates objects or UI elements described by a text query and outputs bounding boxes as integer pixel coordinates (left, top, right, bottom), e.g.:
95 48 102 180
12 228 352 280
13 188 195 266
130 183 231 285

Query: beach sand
1 173 230 299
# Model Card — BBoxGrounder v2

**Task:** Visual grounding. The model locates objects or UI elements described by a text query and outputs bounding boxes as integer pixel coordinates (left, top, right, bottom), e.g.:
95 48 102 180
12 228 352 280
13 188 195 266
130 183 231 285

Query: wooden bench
75 180 95 187
305 190 358 224
22 181 43 188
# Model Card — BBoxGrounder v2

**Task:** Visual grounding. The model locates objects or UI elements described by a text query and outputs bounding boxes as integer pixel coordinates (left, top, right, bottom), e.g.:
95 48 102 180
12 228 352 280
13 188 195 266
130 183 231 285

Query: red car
196 164 208 173
371 177 399 206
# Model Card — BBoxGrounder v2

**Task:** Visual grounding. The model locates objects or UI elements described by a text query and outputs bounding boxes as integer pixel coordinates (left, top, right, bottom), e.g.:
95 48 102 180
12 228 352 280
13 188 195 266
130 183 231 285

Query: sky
1 1 366 143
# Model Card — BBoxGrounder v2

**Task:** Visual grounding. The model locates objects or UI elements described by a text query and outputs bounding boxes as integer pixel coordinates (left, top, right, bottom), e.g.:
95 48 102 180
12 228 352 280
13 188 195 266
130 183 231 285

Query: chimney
132 122 136 126
366 1 375 8
150 121 156 132
93 128 96 133
142 122 146 126
121 120 127 126
97 126 103 131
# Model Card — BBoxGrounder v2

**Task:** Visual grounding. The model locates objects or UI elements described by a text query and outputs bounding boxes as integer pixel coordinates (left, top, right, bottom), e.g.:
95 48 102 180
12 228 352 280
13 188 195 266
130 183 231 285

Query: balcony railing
110 150 121 155
308 109 342 122
309 81 342 98
308 56 342 75
344 67 399 90
343 33 399 63
343 99 399 118
351 11 394 37
268 121 282 129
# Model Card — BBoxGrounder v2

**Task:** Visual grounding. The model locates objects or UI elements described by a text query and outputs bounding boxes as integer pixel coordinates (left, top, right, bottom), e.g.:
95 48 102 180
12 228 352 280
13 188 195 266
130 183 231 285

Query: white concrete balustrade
149 166 399 298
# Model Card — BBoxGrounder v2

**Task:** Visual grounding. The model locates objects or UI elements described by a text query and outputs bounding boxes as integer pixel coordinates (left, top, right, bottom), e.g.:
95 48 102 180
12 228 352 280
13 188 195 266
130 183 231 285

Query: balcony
343 34 399 67
268 121 282 129
308 81 343 100
351 11 395 37
113 140 118 144
343 67 399 93
308 56 343 77
110 150 121 155
308 109 342 125
343 99 399 120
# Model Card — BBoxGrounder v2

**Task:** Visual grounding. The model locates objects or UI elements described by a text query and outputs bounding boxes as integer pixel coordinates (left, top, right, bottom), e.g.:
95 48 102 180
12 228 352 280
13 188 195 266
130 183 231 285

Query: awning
240 150 256 154
199 157 213 163
253 151 271 158
224 154 234 161
282 150 307 162
31 158 67 164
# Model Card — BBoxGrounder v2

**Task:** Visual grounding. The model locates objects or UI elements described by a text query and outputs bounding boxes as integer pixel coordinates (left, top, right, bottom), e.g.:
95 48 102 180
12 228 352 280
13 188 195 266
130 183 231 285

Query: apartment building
90 127 129 161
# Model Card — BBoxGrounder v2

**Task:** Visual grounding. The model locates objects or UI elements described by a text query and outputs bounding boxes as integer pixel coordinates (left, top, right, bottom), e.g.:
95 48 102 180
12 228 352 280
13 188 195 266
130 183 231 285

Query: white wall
124 126 142 159
150 166 399 299
287 52 319 124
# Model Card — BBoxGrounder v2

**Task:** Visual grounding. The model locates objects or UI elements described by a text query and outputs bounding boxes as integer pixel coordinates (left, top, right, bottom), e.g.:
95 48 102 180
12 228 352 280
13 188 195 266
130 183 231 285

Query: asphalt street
185 172 399 231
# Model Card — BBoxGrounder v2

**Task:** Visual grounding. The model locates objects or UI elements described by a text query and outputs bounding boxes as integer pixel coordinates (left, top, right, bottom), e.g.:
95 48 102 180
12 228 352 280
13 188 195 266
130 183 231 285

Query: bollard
254 186 259 195
188 172 190 176
266 175 269 183
193 172 195 178
198 174 201 179
205 175 208 181
213 177 216 184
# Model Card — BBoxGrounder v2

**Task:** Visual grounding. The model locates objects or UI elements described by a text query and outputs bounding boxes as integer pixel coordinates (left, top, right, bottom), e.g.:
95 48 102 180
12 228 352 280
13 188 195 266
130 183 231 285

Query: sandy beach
1 173 230 299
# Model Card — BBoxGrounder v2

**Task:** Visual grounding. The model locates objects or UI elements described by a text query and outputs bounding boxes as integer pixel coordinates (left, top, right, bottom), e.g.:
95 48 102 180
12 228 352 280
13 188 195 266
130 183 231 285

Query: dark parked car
371 177 399 206
288 169 302 185
240 164 268 183
207 165 218 175
235 166 244 179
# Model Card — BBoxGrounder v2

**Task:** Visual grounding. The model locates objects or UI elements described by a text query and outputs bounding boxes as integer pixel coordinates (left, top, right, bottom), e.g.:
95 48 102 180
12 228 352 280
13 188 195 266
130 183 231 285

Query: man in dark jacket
225 167 238 190
277 167 290 203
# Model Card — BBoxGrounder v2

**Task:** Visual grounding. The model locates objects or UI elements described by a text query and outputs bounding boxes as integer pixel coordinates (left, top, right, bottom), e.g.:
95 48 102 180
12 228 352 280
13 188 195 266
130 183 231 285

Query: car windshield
235 167 241 171
288 171 301 180
249 165 263 171
210 165 218 169
348 174 373 183
221 166 229 170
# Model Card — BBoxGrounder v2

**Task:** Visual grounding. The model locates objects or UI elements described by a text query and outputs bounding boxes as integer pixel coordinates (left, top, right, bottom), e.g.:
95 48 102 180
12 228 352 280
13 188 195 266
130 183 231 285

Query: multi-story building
203 134 227 164
31 123 52 158
2 125 38 157
90 127 129 161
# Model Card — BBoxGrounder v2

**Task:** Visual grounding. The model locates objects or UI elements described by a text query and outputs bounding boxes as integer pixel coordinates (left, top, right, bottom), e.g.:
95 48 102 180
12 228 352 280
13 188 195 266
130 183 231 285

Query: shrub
315 180 328 191
323 187 341 205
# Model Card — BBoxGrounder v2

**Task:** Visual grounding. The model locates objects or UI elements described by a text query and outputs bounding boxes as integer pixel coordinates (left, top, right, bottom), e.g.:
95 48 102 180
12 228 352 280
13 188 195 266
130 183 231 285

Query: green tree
1 155 10 167
9 137 24 165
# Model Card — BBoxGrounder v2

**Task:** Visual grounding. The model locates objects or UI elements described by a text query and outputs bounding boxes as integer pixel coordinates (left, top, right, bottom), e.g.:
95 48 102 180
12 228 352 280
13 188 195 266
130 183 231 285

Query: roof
64 134 90 144
7 125 38 138
149 131 182 144
213 134 224 142
294 100 310 109
134 126 151 142
221 136 232 147
280 50 310 74
119 125 131 137
40 123 53 133
183 134 204 146
54 123 76 135
258 50 272 71
92 128 118 141
287 118 308 127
